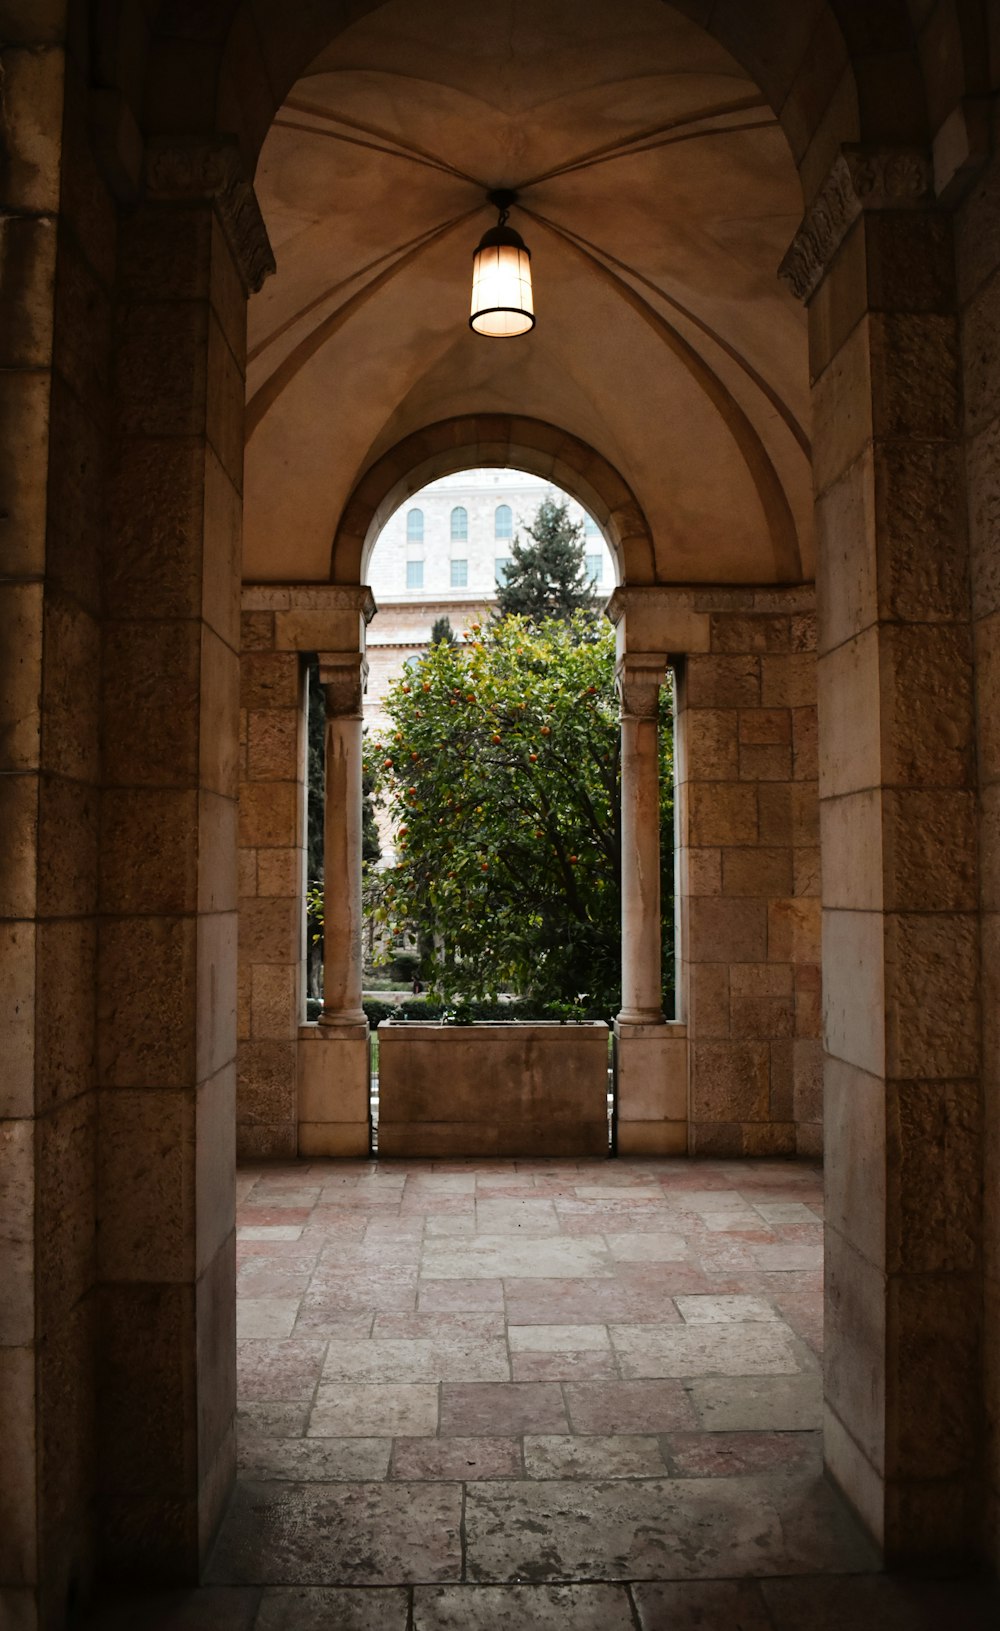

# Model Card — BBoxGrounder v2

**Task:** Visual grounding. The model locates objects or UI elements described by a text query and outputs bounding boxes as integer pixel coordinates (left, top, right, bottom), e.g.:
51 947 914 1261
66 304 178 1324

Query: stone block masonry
674 587 821 1158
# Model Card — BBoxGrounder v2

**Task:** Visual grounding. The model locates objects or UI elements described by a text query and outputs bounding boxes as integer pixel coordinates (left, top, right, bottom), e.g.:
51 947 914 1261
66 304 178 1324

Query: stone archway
330 415 656 586
5 5 1000 1621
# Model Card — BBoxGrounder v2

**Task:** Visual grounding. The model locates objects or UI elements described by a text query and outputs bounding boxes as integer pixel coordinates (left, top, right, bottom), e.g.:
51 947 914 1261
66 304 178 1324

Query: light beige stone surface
379 1025 608 1159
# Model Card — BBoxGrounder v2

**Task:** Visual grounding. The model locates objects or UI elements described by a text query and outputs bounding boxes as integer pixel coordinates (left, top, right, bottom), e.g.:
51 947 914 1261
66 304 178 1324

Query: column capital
318 652 368 717
779 144 933 304
144 136 276 293
616 652 665 720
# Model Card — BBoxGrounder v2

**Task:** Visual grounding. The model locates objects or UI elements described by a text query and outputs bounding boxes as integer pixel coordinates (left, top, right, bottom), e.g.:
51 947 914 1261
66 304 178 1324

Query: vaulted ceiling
244 0 812 586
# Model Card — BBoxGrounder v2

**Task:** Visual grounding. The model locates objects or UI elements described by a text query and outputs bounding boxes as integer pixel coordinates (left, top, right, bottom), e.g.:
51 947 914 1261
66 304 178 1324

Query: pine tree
430 615 457 646
494 497 596 623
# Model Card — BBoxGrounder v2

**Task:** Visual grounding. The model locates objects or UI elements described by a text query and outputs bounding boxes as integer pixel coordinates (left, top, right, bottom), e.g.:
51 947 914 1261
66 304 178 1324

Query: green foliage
494 497 597 623
365 613 674 1013
430 615 457 646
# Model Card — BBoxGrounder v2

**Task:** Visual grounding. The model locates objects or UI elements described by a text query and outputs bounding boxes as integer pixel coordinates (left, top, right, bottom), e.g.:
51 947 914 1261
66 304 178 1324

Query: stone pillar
320 654 368 1026
235 588 376 1160
297 648 371 1156
609 598 686 1154
676 587 821 1158
236 619 306 1160
617 652 666 1026
95 143 273 1579
783 149 980 1562
959 137 1000 1575
0 14 111 1625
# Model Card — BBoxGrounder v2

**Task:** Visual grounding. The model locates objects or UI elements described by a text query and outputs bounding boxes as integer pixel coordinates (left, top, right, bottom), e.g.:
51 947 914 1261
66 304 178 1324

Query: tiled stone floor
86 1158 1000 1629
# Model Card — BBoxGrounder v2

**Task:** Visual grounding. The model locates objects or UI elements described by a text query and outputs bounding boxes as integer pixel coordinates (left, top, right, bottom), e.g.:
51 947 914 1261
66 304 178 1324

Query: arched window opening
450 506 468 542
407 508 424 542
495 504 513 539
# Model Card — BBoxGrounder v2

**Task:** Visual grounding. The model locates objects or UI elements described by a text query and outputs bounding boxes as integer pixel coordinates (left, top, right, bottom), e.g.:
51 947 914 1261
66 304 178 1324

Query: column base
616 1007 666 1026
614 1019 688 1155
297 1022 370 1156
320 1006 368 1027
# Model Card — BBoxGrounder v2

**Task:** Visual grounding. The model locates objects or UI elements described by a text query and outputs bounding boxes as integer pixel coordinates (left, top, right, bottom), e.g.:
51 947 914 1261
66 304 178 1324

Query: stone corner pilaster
779 145 933 304
144 135 276 293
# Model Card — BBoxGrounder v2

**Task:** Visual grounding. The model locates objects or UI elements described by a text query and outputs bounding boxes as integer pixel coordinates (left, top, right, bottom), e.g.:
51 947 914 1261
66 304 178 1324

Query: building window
450 506 468 542
450 558 468 587
584 514 599 537
406 559 424 589
586 553 602 583
495 556 512 585
407 508 424 543
495 504 513 539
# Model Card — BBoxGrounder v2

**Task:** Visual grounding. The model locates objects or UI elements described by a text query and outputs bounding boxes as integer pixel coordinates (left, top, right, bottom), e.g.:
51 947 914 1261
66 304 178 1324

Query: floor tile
208 1481 462 1585
237 1402 310 1439
309 1383 439 1437
508 1324 610 1351
632 1579 772 1630
511 1350 620 1381
417 1278 505 1311
238 1226 305 1241
439 1381 568 1435
686 1373 822 1431
603 1233 689 1261
320 1337 510 1385
254 1587 409 1630
464 1474 877 1583
238 1436 391 1481
421 1236 610 1279
610 1321 802 1378
236 1340 328 1402
665 1429 822 1478
673 1295 779 1324
413 1583 636 1628
237 1300 301 1339
391 1436 522 1479
524 1434 668 1479
564 1379 696 1434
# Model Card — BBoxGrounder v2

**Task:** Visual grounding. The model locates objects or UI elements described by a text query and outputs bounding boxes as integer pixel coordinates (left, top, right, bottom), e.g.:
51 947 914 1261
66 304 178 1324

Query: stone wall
0 17 113 1623
675 589 822 1157
237 615 307 1160
958 143 1000 1568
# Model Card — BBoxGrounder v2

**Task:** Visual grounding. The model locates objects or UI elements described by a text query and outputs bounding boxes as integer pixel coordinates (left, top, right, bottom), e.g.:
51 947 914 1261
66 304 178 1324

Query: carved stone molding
144 137 276 293
242 584 377 621
319 653 369 717
779 145 933 304
616 653 664 720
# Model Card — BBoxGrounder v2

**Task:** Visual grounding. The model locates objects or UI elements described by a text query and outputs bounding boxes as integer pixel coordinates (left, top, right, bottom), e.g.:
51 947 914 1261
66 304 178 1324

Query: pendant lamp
470 190 535 338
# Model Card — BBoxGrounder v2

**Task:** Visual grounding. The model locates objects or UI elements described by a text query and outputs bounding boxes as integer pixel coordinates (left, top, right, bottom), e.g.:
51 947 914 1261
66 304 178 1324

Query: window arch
495 504 513 540
450 506 468 542
406 508 424 543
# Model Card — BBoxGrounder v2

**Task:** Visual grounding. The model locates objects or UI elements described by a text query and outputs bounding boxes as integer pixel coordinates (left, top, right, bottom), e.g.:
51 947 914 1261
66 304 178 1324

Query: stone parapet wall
673 588 821 1157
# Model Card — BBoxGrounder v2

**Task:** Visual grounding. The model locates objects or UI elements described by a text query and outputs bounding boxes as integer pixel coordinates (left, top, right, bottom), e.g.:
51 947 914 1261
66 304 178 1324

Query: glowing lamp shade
470 222 535 338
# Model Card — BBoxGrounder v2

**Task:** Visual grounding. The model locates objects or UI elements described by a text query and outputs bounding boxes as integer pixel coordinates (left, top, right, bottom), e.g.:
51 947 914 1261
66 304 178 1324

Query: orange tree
365 613 673 1014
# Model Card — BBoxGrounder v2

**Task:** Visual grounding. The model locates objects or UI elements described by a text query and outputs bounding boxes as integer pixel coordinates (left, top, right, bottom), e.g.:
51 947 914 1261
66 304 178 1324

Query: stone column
320 653 368 1025
617 652 666 1026
608 603 686 1155
782 148 980 1563
95 142 273 1579
296 649 371 1156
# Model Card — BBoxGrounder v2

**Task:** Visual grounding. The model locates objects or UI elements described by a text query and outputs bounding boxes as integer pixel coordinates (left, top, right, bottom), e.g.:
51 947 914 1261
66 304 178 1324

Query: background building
364 469 616 743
